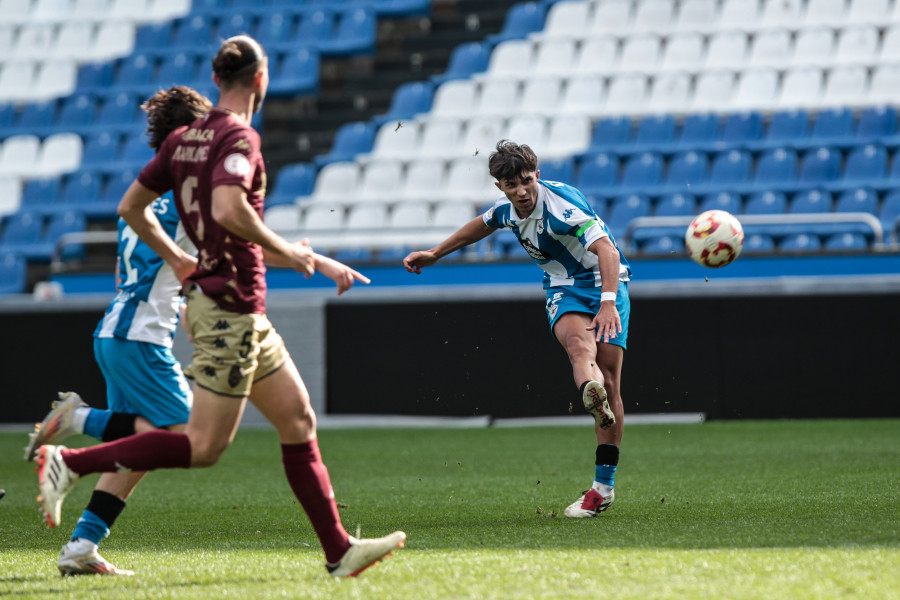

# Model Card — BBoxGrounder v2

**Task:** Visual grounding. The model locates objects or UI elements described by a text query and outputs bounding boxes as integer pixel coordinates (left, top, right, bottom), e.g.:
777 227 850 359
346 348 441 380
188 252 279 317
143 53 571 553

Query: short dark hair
212 35 267 89
142 86 213 150
488 139 538 182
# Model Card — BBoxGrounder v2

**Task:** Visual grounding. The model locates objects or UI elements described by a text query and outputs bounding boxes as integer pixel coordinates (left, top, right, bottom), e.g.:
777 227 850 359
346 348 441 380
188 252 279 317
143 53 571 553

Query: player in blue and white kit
26 87 211 575
404 140 631 518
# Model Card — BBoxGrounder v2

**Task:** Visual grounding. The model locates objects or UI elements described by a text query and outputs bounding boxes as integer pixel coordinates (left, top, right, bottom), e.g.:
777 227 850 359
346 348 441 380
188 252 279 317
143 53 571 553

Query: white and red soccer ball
685 210 744 268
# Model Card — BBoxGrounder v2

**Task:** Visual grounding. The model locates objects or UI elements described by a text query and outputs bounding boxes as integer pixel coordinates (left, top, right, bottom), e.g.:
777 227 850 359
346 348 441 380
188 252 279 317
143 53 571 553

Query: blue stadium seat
110 54 155 94
709 149 752 186
491 227 521 258
365 0 431 18
745 190 787 214
218 12 255 40
835 187 878 215
539 156 575 183
677 113 719 150
756 109 809 150
373 80 434 126
57 94 97 134
332 247 372 264
0 103 15 136
880 189 900 239
21 178 61 212
808 108 854 146
74 62 113 95
487 1 547 44
432 41 491 84
134 22 173 52
322 8 376 56
842 144 887 184
633 115 676 150
268 163 317 206
269 47 320 96
118 134 154 171
588 195 606 220
720 111 764 145
780 233 822 252
0 211 43 251
296 8 336 48
157 53 197 92
375 245 414 263
39 210 87 262
607 193 650 241
0 251 26 294
790 189 832 213
170 15 215 55
699 191 741 213
664 151 707 190
576 152 619 195
589 116 632 152
824 232 867 252
641 235 682 255
856 106 897 141
743 233 776 254
253 10 297 53
753 147 798 188
80 132 121 173
798 146 841 184
60 171 102 210
621 152 663 191
88 169 138 219
17 101 56 135
316 121 376 166
655 192 696 216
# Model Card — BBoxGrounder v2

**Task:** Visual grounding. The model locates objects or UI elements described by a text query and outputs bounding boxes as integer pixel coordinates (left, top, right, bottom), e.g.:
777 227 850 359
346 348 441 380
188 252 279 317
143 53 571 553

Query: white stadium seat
676 0 719 33
417 118 465 159
803 0 847 27
820 65 869 107
302 204 345 231
0 175 22 218
778 67 825 108
432 202 476 228
88 20 135 62
506 114 547 155
660 33 704 73
0 61 36 103
731 68 779 110
760 0 804 29
589 0 633 36
444 156 497 202
618 34 661 73
541 0 591 39
519 76 563 116
50 21 96 61
645 72 691 113
461 117 505 156
559 75 606 118
793 28 836 67
833 26 879 65
355 160 405 202
846 0 890 25
390 201 431 229
692 70 735 110
264 205 303 233
12 23 55 61
544 114 591 159
880 25 900 63
867 64 900 103
400 160 447 201
485 39 534 79
32 59 77 100
749 30 793 69
477 78 522 116
533 38 577 77
310 162 361 204
150 0 192 21
0 0 34 26
632 0 675 33
603 73 648 115
370 120 420 161
718 0 761 31
72 0 113 21
704 32 749 70
573 36 620 76
346 203 389 231
431 80 478 119
0 134 41 178
31 0 73 23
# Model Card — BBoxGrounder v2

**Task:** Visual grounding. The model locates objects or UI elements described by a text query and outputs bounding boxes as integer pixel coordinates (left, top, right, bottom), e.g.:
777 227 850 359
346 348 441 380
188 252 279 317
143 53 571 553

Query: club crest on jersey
546 291 563 320
224 153 251 176
519 237 551 262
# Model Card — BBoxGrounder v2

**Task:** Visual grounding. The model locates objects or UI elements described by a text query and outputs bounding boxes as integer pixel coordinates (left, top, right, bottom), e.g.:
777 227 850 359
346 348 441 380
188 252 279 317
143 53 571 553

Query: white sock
70 407 90 434
591 482 614 496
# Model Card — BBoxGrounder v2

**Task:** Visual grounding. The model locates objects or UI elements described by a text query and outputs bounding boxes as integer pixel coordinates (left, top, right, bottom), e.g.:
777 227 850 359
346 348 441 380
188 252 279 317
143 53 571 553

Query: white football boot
36 444 79 528
326 531 406 577
564 488 615 518
24 392 88 461
582 381 615 430
58 538 134 576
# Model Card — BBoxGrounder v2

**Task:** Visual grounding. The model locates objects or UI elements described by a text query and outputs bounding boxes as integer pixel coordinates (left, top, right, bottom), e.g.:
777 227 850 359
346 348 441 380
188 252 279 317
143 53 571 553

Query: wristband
600 291 617 303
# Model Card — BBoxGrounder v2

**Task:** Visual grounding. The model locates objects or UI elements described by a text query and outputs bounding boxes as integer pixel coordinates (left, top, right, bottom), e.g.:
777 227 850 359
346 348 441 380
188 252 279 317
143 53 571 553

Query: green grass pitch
1 419 898 599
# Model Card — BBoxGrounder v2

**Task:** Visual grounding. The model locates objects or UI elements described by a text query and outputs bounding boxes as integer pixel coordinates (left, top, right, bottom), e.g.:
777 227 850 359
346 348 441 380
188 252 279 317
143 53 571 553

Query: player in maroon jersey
35 35 405 578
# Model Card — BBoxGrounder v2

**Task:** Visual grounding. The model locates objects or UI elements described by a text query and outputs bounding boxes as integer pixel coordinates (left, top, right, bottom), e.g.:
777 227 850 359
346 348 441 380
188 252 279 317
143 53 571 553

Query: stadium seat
749 30 792 69
485 39 535 79
809 107 855 146
519 76 563 117
0 61 36 104
843 144 888 184
0 211 43 252
12 23 54 62
759 109 809 149
355 160 405 202
781 232 822 252
879 189 900 238
59 171 101 210
34 133 83 178
798 146 842 183
709 150 752 185
745 190 787 214
432 42 491 85
431 79 478 119
833 25 879 65
607 193 651 241
17 100 56 134
263 204 302 233
253 11 296 53
37 210 85 261
791 188 832 213
545 115 591 158
369 120 420 161
217 13 254 41
721 112 764 145
539 156 574 183
848 0 891 24
169 15 213 56
603 74 648 116
803 0 846 27
0 175 22 217
477 78 522 116
678 113 720 149
880 25 900 63
0 251 26 294
868 65 900 104
778 68 824 109
559 75 605 118
506 114 548 154
0 134 41 178
824 232 868 252
655 192 696 216
157 53 197 92
400 159 446 201
692 71 736 111
91 168 137 218
390 201 430 229
444 156 497 202
487 1 546 45
80 132 121 173
732 69 778 111
618 34 662 73
641 235 682 255
74 62 113 95
268 47 320 96
316 121 376 167
117 133 154 172
111 54 154 94
743 233 776 253
88 20 135 63
856 106 898 140
573 37 619 77
432 203 475 228
416 119 464 159
660 33 704 73
704 32 749 70
633 115 677 151
699 191 741 213
95 92 141 133
302 203 345 231
346 203 389 230
753 148 798 186
820 66 868 107
792 28 835 66
460 116 503 156
645 73 691 114
664 151 708 190
134 22 174 52
589 0 633 35
374 81 435 126
309 161 361 205
760 0 804 27
323 8 376 56
21 177 61 212
57 94 97 135
49 21 93 60
269 163 317 207
541 0 591 39
835 187 878 214
576 152 620 195
622 152 663 191
676 0 717 31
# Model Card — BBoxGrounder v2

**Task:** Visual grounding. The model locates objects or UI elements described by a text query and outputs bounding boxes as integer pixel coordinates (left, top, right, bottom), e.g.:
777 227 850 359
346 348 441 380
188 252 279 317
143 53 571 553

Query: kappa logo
213 320 231 330
213 337 228 349
563 208 574 219
546 291 563 320
202 366 217 378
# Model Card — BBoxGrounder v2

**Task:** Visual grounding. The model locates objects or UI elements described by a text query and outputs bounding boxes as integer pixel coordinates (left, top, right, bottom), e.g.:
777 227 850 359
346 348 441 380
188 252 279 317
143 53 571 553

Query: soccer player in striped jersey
24 86 213 575
404 139 631 518
35 35 405 578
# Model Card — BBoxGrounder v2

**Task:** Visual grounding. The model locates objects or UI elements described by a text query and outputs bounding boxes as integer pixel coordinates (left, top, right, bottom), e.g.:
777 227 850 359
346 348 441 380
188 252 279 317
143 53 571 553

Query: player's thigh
93 336 192 427
184 385 246 464
249 358 314 441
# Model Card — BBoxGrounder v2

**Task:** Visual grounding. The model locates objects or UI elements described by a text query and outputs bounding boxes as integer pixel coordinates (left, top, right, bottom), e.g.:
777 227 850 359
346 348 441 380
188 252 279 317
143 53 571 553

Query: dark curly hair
488 139 539 182
212 35 267 89
142 86 213 150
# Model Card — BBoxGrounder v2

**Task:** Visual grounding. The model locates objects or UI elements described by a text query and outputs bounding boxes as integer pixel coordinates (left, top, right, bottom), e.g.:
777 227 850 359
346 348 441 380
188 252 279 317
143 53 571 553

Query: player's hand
588 302 622 344
403 251 438 274
173 255 198 285
289 239 316 277
315 254 371 295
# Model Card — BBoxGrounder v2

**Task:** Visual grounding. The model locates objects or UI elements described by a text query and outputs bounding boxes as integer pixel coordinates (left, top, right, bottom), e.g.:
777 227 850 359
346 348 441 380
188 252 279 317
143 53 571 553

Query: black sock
71 490 126 542
101 413 139 442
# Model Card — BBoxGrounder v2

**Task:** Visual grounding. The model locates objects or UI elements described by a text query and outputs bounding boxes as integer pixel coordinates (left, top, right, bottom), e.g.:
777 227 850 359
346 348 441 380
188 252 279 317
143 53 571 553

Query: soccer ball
685 210 744 268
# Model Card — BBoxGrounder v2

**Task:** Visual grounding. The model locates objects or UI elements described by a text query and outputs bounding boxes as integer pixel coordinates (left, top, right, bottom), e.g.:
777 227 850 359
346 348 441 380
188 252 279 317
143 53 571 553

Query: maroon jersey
138 108 267 314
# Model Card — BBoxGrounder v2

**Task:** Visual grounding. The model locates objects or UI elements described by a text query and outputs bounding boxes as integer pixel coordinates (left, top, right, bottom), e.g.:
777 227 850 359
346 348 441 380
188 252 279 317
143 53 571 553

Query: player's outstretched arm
313 253 371 295
118 180 198 283
403 217 494 274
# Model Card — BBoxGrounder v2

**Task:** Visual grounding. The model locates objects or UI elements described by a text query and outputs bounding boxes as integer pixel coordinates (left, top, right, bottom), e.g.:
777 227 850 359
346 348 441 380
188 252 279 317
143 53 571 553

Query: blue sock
594 444 620 488
71 510 110 545
594 464 617 487
83 409 113 441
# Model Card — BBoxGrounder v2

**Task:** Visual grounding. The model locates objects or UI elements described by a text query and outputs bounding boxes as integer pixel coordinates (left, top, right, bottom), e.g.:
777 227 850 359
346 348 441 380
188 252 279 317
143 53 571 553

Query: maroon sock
62 430 192 475
282 440 351 563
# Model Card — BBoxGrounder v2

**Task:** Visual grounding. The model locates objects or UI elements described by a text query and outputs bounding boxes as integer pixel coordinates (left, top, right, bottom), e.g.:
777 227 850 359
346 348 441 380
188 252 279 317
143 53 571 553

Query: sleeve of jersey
210 129 259 192
137 146 172 196
565 210 607 248
481 200 508 229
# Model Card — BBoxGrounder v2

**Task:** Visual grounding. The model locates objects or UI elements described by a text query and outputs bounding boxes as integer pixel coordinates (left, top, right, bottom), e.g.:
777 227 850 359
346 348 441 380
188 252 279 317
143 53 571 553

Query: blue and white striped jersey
94 192 196 347
483 180 631 289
